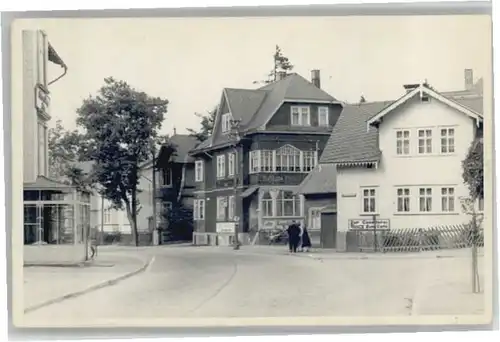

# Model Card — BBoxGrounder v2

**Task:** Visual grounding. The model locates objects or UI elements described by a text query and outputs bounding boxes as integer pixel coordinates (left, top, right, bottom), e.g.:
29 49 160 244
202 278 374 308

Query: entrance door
320 212 337 249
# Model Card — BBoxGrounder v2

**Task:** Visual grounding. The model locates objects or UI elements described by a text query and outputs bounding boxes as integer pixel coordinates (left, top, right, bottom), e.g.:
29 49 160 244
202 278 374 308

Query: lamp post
229 118 242 250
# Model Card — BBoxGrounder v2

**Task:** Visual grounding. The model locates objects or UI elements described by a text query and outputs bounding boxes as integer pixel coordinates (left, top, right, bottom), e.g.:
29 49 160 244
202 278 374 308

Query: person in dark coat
286 221 301 253
300 224 312 252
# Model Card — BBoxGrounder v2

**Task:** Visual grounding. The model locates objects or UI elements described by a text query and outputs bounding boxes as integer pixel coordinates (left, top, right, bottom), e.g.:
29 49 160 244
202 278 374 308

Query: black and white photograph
7 8 494 329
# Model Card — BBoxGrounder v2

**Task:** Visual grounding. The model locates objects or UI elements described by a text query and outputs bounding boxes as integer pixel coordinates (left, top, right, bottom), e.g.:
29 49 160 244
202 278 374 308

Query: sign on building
216 222 235 233
348 218 390 231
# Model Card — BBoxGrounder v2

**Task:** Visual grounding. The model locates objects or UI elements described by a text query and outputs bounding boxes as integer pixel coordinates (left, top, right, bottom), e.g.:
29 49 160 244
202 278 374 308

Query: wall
22 31 38 183
336 96 477 232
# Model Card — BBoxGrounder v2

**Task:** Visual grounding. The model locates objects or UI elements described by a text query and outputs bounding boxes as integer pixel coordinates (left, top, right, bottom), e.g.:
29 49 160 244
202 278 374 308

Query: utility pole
372 213 378 253
100 196 105 246
151 142 158 246
230 118 242 250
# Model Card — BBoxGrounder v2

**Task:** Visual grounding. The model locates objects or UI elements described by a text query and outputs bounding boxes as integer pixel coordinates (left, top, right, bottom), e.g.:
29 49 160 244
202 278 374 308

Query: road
23 246 485 325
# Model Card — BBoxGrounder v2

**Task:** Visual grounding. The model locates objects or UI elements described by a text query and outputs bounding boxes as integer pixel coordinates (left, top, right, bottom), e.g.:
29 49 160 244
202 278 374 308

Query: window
310 208 322 229
262 192 273 217
37 31 48 87
249 150 260 173
103 209 111 224
290 106 311 126
303 151 316 172
396 188 410 212
361 188 377 213
276 190 301 217
396 130 410 155
222 114 232 133
228 196 235 220
318 107 329 126
418 129 432 154
216 155 226 179
441 187 455 212
419 188 432 212
260 150 273 172
478 197 484 212
276 145 301 172
160 168 172 187
441 128 455 153
228 153 235 176
194 199 205 220
216 197 227 220
37 121 47 177
195 160 204 182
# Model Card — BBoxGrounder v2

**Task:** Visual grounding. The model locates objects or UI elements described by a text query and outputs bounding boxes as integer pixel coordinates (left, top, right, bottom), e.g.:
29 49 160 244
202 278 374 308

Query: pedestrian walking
286 221 301 253
300 224 312 252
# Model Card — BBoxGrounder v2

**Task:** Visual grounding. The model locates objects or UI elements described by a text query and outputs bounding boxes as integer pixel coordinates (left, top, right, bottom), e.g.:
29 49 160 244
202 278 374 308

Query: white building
76 161 155 245
320 70 483 238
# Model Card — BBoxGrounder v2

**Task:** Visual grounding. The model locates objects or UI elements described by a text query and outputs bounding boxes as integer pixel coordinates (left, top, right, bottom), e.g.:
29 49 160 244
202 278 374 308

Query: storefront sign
35 84 50 114
216 222 235 233
348 218 390 231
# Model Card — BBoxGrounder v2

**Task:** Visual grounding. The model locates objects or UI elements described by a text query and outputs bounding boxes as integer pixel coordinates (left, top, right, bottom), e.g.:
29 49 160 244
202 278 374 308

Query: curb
24 256 153 314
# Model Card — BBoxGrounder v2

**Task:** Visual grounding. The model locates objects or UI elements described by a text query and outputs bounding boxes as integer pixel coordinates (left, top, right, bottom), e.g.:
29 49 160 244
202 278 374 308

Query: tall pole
100 195 104 246
230 119 242 250
152 142 158 245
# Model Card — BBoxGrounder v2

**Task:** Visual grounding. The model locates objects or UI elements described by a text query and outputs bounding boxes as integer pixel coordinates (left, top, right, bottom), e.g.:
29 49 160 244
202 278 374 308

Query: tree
187 106 217 142
48 120 89 180
359 95 367 104
76 77 168 246
160 200 194 243
462 137 484 200
253 45 295 84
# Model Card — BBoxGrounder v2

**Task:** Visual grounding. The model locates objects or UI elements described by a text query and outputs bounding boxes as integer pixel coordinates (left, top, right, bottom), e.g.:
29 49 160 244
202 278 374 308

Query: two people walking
286 220 312 253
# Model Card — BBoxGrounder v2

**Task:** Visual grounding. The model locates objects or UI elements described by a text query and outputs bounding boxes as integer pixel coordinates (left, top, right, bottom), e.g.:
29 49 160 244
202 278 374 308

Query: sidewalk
199 245 481 260
23 250 151 313
411 254 486 316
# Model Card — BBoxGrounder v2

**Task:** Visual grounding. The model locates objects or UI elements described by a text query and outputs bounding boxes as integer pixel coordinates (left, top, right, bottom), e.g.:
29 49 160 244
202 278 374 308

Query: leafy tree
48 120 89 180
462 137 484 200
160 201 194 243
76 77 168 246
187 106 217 142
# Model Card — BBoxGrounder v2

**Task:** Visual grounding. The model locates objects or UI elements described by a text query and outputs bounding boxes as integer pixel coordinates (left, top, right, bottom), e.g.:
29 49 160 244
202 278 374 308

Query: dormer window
291 106 310 126
318 107 329 126
222 114 232 133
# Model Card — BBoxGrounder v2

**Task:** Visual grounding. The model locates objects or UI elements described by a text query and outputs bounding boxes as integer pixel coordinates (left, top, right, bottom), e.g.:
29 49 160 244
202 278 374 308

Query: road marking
145 256 156 273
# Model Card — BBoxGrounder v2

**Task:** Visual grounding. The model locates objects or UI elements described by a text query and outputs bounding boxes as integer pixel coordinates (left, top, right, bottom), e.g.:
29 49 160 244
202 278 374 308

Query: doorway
320 211 337 249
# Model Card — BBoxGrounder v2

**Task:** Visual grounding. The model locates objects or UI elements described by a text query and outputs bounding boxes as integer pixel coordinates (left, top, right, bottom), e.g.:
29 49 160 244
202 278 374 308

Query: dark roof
296 164 337 195
191 73 339 153
158 134 200 163
168 134 200 163
320 85 484 165
320 101 390 165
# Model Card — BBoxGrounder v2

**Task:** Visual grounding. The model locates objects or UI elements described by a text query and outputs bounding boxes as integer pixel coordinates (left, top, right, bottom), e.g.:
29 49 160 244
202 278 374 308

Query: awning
240 186 259 198
48 43 66 68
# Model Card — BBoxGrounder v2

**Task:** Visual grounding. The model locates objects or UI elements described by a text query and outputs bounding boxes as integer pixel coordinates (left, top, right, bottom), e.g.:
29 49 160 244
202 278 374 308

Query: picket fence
353 224 484 253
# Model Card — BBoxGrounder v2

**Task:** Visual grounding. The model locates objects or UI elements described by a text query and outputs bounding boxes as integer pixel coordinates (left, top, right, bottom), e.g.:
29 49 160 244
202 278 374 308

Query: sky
20 15 492 136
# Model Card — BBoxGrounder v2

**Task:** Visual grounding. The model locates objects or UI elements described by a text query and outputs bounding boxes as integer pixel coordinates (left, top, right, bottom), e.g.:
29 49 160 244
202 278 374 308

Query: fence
348 224 484 253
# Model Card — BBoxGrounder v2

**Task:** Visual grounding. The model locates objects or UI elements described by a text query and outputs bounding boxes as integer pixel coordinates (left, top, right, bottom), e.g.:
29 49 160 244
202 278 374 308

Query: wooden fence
350 224 484 253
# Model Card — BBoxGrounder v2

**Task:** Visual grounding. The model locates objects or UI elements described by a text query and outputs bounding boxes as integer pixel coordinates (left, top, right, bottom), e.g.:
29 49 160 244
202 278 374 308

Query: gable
367 84 483 128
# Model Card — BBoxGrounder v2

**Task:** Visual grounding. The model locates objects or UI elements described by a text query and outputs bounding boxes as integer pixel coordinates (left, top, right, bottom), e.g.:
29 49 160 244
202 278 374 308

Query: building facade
155 134 199 243
189 71 343 245
319 71 483 242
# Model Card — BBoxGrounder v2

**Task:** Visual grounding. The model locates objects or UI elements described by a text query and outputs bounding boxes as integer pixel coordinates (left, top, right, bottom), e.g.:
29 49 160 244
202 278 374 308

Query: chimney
276 71 287 81
311 69 321 88
464 68 474 91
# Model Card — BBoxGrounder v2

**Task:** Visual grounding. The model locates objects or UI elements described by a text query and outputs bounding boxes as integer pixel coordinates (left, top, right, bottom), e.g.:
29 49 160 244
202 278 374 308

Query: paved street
23 246 485 326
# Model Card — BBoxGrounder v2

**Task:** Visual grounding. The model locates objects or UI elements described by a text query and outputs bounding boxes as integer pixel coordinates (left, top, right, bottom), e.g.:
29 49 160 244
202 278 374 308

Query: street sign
348 218 390 231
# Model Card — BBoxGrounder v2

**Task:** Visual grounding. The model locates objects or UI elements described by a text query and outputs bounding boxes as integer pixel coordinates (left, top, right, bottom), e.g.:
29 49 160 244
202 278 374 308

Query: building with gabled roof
189 70 344 245
306 69 484 250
